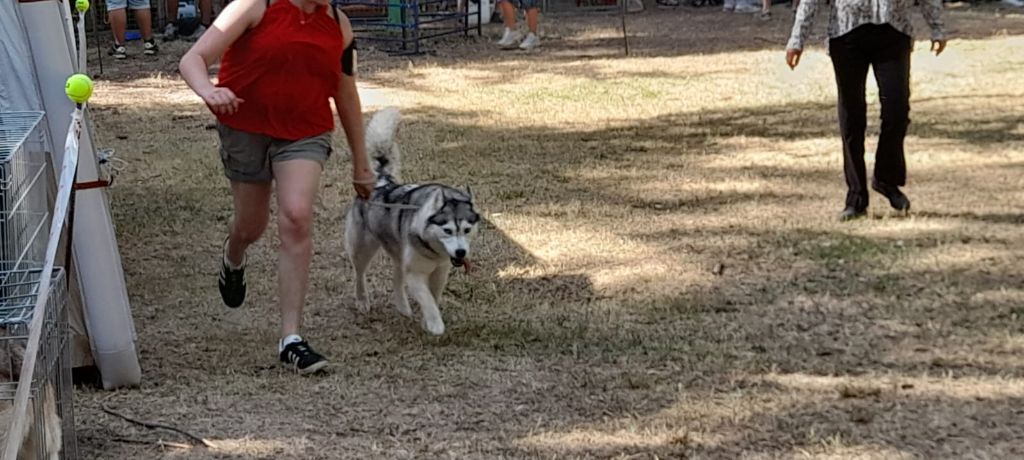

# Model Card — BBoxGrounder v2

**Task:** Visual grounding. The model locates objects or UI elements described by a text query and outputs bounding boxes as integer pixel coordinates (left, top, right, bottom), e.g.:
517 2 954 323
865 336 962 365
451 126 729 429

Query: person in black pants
785 0 947 221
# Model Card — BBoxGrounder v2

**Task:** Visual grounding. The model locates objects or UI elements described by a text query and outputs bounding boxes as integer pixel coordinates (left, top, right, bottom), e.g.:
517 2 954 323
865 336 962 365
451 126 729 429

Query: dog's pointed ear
429 189 445 211
465 186 473 201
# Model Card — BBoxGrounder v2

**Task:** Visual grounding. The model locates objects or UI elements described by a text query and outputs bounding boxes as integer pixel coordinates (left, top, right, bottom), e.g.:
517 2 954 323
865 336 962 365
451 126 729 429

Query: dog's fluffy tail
365 107 401 180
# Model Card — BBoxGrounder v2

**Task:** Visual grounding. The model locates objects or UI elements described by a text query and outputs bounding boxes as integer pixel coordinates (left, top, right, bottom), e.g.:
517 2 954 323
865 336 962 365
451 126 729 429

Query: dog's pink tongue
463 259 473 274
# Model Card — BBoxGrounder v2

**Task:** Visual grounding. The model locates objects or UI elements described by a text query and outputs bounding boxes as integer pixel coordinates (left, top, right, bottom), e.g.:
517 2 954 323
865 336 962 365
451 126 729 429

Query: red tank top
215 0 344 140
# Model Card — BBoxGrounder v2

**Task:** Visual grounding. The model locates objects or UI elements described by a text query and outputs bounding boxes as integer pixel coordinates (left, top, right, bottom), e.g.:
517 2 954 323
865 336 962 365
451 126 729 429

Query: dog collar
416 235 439 256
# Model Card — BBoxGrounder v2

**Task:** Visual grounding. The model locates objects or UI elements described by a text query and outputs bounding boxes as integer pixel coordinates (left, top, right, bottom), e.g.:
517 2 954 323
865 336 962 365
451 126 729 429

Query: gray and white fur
344 107 480 335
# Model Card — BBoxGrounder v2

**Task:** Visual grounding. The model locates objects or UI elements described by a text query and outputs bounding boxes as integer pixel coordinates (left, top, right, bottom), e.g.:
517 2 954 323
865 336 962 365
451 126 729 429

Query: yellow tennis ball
75 0 89 12
65 74 93 104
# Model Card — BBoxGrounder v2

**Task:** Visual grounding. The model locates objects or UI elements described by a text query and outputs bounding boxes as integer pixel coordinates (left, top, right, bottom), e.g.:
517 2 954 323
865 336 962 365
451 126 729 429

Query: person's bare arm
179 0 263 114
332 11 373 198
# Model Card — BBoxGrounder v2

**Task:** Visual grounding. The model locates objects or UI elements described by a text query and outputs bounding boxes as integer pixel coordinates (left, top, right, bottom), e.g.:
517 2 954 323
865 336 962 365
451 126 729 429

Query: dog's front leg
428 266 449 304
406 272 445 335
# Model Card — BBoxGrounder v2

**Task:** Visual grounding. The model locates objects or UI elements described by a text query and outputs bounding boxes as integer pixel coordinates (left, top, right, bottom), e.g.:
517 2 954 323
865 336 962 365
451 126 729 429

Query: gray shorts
107 0 150 10
217 123 332 183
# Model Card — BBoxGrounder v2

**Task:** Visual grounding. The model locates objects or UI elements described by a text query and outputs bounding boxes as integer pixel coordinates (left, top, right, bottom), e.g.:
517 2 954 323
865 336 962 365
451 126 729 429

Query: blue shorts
498 0 540 9
107 0 150 10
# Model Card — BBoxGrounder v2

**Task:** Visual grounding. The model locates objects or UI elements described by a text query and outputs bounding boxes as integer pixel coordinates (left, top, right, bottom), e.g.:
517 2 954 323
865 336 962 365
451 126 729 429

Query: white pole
75 0 90 72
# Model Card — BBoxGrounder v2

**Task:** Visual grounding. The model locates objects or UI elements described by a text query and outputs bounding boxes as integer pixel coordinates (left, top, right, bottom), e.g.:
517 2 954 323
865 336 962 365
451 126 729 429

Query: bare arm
332 12 374 198
178 0 263 114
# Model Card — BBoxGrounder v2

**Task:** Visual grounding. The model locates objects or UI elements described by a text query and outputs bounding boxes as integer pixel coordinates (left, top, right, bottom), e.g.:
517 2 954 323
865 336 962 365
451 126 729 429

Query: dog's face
420 190 480 266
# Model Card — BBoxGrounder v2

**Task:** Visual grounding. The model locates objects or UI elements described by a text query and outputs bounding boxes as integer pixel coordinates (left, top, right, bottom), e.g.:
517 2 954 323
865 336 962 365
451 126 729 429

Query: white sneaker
735 3 760 12
496 28 523 48
1003 0 1024 6
519 33 541 50
187 24 207 41
163 22 177 40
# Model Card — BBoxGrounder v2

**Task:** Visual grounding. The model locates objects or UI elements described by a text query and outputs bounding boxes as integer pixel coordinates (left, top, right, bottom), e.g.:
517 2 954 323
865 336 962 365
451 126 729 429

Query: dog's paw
422 318 446 336
356 299 371 313
395 304 413 318
391 294 413 318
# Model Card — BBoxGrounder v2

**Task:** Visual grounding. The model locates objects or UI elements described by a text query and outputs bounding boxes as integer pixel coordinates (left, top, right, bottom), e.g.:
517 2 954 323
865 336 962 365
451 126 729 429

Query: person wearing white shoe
496 0 541 50
1003 0 1024 7
165 0 213 40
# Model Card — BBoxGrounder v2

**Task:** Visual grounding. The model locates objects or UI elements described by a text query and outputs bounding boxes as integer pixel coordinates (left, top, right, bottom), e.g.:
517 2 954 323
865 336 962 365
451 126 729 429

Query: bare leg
499 1 517 29
109 8 127 44
132 7 154 40
200 0 214 25
272 160 321 338
525 7 539 34
226 182 272 266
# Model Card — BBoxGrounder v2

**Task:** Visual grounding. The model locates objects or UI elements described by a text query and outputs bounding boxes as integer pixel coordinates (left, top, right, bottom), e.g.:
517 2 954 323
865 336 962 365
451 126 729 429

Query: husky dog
344 108 480 335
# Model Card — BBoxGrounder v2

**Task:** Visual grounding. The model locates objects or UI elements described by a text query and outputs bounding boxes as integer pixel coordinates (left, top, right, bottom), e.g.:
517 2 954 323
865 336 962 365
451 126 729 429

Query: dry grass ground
74 3 1024 459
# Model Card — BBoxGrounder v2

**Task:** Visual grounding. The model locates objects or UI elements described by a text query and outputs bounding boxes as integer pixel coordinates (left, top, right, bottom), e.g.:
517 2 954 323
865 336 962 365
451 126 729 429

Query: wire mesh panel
0 112 49 287
0 268 76 460
0 110 76 458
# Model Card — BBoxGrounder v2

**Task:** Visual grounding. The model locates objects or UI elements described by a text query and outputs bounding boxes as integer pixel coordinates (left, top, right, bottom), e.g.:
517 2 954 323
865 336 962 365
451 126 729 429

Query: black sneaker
143 39 159 55
218 241 246 308
109 43 127 59
279 340 329 374
838 206 867 222
871 178 911 212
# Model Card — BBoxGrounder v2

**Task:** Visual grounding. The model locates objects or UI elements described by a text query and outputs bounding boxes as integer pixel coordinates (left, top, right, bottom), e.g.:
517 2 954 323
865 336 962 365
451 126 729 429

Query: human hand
931 40 947 56
352 167 375 199
786 48 802 70
201 86 244 115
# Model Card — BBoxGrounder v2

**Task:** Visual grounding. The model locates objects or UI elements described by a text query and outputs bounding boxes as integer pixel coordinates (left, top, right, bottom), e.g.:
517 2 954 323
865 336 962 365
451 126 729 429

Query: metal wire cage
0 112 50 290
0 111 77 458
0 267 77 460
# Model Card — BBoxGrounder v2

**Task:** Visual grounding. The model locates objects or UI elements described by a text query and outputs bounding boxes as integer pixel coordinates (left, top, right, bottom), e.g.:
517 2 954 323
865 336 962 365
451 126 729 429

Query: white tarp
0 0 43 113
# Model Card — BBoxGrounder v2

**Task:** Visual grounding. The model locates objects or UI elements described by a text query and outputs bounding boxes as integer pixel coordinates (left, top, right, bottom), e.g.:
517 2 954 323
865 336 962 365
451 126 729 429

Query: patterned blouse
787 0 946 51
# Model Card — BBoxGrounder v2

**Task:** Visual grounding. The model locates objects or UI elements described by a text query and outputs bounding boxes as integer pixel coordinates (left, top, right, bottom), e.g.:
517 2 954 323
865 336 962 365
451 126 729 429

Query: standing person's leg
165 0 179 38
200 0 214 26
829 27 873 219
519 3 541 49
496 0 524 48
187 0 215 39
760 0 771 19
869 25 913 211
270 133 331 374
107 0 128 58
128 0 158 54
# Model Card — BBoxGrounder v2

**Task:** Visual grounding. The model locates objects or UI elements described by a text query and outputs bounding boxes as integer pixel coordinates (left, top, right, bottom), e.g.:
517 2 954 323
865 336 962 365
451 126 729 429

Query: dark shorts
498 0 541 9
216 123 332 182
